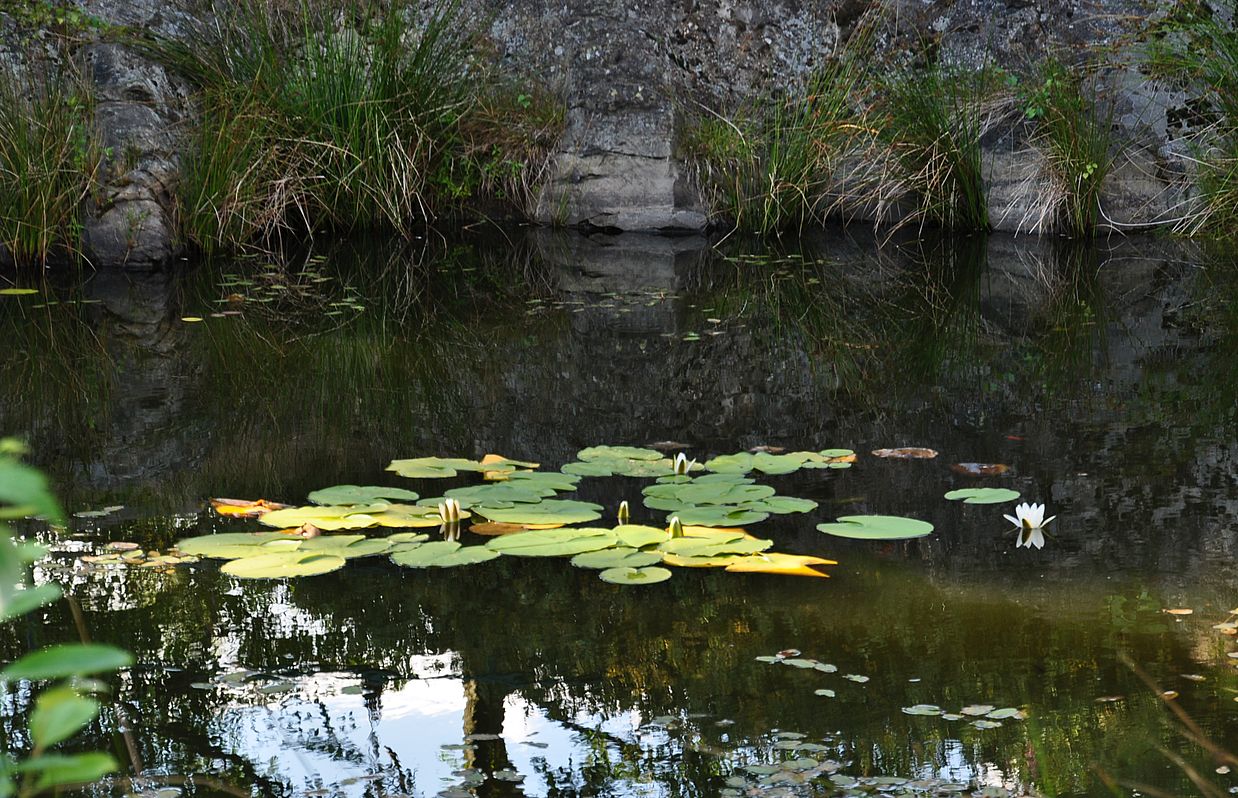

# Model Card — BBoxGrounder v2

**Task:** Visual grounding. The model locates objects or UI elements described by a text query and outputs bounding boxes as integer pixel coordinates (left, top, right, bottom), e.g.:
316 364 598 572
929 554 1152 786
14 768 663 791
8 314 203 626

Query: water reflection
2 228 1237 798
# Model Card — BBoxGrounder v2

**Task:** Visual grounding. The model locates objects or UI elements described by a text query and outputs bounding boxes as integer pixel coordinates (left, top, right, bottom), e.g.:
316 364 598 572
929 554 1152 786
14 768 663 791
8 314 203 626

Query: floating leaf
960 705 996 716
723 553 836 578
1163 608 1194 616
971 720 1002 730
468 521 561 536
815 689 836 698
210 498 291 517
578 445 664 462
386 457 487 479
307 485 419 505
446 483 552 506
660 553 738 568
950 463 1009 477
659 535 772 558
669 506 769 527
475 499 603 526
871 447 938 459
598 566 672 585
842 674 869 683
986 707 1024 719
297 535 391 558
563 446 680 478
176 532 303 559
613 524 670 548
816 515 933 540
745 496 819 514
0 288 38 296
221 552 346 579
503 471 581 492
390 541 501 568
258 504 390 530
570 548 664 569
486 528 616 557
944 488 1021 505
478 453 539 480
902 704 943 716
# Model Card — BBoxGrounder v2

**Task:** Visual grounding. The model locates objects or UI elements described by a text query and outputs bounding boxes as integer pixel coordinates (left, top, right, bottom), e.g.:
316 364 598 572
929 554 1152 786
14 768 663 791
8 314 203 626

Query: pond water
2 228 1237 798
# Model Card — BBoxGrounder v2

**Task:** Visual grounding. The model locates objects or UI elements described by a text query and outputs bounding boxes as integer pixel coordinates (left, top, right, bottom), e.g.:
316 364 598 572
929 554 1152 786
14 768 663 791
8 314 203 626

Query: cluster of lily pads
900 703 1027 730
179 443 1036 581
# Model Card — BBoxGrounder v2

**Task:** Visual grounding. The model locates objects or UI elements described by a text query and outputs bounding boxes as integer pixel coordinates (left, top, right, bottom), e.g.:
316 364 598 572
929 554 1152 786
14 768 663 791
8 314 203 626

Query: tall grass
147 0 492 251
1149 0 1238 237
683 27 874 235
1019 60 1114 237
0 61 98 265
876 64 1011 232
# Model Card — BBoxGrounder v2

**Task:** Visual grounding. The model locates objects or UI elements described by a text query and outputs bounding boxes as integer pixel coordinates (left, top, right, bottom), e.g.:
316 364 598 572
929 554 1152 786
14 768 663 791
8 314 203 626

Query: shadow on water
2 227 1238 798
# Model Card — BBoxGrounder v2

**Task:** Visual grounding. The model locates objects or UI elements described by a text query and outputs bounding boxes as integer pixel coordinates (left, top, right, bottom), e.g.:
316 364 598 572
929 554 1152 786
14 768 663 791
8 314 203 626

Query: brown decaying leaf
210 498 291 517
825 453 857 464
649 441 692 451
481 453 540 481
950 462 1009 477
1163 608 1194 616
749 445 786 454
871 447 938 459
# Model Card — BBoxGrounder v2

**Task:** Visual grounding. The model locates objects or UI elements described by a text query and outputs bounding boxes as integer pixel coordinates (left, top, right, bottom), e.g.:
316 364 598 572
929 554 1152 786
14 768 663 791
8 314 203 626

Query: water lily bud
669 516 684 538
618 500 630 525
674 453 690 476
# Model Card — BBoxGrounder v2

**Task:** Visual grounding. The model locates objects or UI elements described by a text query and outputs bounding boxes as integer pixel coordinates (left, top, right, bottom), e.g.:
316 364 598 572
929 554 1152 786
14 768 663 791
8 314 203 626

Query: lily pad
386 457 487 479
503 471 582 492
960 704 996 716
485 528 617 557
570 548 664 569
659 535 772 558
670 506 769 527
598 566 672 585
446 483 553 506
986 707 1024 720
944 488 1021 504
474 499 603 526
298 535 392 558
177 532 303 559
723 553 836 577
390 541 501 568
815 689 835 698
221 551 346 579
816 515 934 540
258 504 390 531
902 704 943 716
578 445 665 462
613 524 670 548
307 485 420 505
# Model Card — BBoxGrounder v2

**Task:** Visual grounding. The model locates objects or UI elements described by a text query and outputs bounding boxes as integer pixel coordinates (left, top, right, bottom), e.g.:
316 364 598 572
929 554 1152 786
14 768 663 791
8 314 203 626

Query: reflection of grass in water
0 294 113 453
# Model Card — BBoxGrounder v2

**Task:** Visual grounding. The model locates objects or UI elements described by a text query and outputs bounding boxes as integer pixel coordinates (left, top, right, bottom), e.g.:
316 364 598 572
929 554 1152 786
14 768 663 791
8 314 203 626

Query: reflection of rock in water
76 267 207 491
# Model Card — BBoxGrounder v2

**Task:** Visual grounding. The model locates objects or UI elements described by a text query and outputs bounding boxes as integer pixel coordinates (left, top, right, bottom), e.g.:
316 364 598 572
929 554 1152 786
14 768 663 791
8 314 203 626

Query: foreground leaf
1 644 132 681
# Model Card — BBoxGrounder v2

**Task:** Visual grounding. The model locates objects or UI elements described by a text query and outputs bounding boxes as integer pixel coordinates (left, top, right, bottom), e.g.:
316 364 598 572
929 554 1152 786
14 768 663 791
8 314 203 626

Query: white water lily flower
1004 502 1055 549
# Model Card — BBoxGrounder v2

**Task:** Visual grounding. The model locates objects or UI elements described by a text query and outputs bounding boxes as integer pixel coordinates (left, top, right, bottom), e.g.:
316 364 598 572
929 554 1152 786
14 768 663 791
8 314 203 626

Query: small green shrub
877 64 1009 231
0 63 98 265
1019 61 1114 237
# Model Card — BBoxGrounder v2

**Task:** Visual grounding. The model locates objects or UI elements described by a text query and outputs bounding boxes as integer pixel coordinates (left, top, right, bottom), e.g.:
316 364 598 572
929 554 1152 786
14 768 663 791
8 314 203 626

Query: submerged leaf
871 447 938 459
950 463 1010 477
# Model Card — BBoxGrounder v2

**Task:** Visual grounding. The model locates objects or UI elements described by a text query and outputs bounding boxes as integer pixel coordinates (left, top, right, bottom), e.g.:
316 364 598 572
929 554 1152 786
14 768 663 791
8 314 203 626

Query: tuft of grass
0 61 98 265
145 0 484 251
682 25 875 235
1017 60 1115 237
875 63 1011 232
1148 0 1238 237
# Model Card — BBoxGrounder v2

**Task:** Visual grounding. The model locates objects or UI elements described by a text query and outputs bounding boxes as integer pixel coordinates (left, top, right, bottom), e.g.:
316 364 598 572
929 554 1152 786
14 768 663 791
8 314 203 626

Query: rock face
0 0 1215 263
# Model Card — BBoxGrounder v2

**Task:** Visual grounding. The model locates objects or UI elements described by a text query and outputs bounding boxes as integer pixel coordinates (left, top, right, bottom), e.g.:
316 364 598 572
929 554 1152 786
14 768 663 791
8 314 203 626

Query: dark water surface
2 228 1237 798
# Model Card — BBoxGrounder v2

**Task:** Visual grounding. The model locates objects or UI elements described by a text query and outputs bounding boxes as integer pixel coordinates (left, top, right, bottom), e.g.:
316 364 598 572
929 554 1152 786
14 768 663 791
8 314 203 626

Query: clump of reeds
874 63 1012 232
1016 60 1114 237
682 24 875 235
0 60 99 265
146 0 562 253
1149 0 1238 237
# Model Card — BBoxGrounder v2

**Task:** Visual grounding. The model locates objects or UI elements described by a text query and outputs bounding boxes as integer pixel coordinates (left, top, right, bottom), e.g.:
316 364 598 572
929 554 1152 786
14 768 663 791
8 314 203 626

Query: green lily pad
307 485 419 505
446 483 553 506
386 532 430 545
504 471 581 492
815 689 836 698
944 488 1021 504
560 461 615 477
670 506 769 527
972 720 1003 730
960 705 996 716
386 457 487 479
578 445 665 462
390 541 501 568
598 566 672 585
613 524 669 548
570 548 664 569
485 528 617 557
659 535 772 557
298 535 392 558
221 551 346 579
816 515 934 540
176 532 303 559
986 707 1024 719
258 504 390 530
744 496 819 514
902 704 944 716
474 500 603 526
